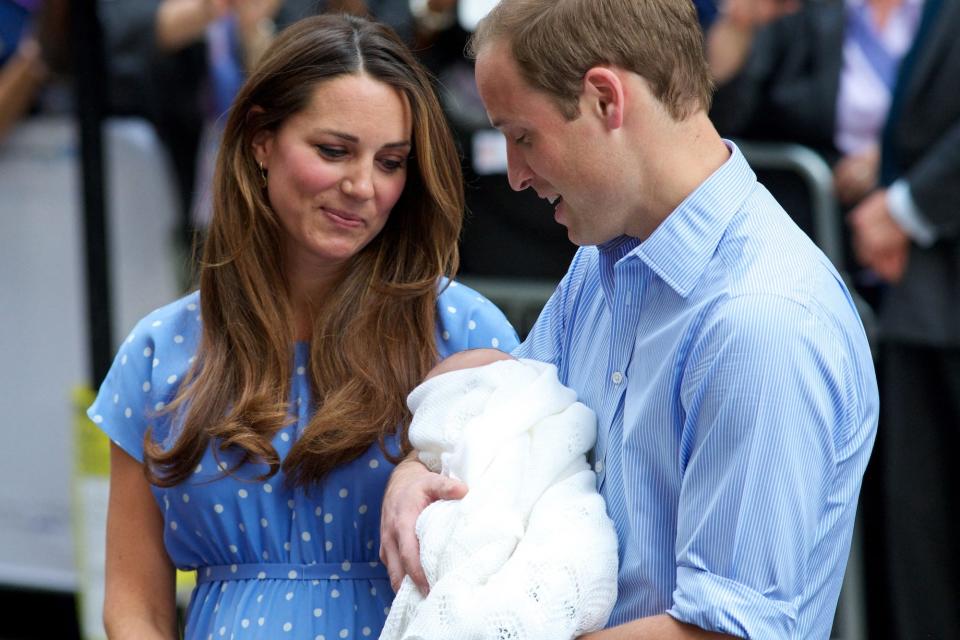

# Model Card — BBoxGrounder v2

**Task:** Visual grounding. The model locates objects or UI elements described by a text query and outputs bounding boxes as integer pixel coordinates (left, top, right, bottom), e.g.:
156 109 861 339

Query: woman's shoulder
89 291 202 462
435 278 520 357
127 290 201 335
122 291 202 352
111 290 203 391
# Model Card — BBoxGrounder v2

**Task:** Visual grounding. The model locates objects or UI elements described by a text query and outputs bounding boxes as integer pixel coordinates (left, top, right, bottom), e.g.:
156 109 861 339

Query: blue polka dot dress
88 281 518 639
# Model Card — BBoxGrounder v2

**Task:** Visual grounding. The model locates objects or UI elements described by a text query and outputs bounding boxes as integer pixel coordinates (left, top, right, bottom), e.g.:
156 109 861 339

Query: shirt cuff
668 565 798 638
886 180 937 247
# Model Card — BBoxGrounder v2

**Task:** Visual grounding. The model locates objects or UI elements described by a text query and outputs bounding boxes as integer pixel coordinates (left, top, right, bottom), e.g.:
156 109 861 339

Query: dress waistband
196 561 389 584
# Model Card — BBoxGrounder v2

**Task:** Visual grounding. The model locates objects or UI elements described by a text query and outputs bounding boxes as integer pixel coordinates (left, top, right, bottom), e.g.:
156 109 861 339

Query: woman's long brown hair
143 14 464 488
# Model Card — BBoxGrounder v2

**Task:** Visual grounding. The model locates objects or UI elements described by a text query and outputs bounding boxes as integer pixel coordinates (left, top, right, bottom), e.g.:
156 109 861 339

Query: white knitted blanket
379 359 619 640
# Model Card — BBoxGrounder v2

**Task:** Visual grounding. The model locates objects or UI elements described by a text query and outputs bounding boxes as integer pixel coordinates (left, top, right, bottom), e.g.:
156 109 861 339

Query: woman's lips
322 207 364 228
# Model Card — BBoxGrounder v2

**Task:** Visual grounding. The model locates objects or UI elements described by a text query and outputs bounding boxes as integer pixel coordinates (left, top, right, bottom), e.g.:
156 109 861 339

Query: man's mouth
550 195 565 223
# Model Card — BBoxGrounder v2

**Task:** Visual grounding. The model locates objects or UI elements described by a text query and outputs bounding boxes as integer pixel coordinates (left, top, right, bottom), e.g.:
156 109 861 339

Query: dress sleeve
87 317 166 463
667 294 863 637
436 281 520 357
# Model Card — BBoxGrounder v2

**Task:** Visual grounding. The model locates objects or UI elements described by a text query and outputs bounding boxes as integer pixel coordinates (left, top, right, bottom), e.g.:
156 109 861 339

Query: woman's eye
379 157 407 172
317 145 347 159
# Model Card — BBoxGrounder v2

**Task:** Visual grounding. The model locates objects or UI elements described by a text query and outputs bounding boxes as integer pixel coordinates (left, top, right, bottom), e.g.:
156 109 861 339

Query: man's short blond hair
468 0 713 121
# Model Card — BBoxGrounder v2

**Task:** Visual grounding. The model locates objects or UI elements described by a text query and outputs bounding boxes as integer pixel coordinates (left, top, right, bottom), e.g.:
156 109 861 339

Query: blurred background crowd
1 0 957 637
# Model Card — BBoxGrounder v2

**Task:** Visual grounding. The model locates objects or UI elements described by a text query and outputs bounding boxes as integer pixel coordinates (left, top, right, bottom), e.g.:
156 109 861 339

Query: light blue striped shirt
515 143 878 639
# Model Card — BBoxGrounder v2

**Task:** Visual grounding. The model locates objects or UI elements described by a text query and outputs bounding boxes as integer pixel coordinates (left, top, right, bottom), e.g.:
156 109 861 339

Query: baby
380 349 619 640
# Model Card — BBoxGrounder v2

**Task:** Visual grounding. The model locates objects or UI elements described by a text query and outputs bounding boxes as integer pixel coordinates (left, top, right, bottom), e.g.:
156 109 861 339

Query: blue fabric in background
206 15 246 119
693 0 719 30
0 0 31 66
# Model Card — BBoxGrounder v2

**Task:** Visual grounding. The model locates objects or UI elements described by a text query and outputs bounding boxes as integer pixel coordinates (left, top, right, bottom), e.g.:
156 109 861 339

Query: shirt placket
597 259 646 492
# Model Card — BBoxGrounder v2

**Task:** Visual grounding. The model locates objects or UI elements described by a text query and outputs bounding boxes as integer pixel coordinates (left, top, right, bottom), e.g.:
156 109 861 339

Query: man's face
475 44 627 246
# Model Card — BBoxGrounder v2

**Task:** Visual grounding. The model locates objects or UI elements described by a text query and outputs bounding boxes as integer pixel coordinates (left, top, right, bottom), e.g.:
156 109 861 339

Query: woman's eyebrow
317 129 411 149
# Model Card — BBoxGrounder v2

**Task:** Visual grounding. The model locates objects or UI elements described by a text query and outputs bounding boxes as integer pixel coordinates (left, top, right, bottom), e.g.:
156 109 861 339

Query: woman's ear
249 106 272 166
251 129 273 166
582 67 625 130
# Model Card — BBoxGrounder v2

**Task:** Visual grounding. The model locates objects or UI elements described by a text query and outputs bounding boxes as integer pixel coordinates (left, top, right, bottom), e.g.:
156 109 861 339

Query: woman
88 14 517 639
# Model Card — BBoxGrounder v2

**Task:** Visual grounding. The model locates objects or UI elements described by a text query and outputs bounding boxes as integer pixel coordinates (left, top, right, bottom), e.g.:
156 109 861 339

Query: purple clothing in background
834 0 923 155
9 0 40 11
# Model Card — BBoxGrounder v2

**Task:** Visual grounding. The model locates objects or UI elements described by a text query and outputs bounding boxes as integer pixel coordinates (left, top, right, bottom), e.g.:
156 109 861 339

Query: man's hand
833 145 879 206
719 0 801 31
427 0 457 11
708 0 800 83
848 189 910 283
576 613 741 639
232 0 283 31
326 0 369 15
379 454 467 592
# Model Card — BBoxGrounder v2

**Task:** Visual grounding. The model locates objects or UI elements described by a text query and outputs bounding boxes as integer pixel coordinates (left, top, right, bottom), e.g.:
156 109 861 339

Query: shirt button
595 459 604 474
611 371 624 385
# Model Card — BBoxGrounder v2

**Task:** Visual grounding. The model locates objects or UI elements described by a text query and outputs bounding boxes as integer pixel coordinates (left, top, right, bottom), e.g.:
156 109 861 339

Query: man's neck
624 112 730 240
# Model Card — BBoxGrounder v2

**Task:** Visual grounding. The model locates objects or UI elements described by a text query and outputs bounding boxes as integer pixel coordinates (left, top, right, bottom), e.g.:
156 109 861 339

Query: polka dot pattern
86 285 519 639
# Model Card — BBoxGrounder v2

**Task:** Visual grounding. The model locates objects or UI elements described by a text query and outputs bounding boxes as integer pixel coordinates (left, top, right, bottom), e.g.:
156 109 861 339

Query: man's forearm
581 614 741 640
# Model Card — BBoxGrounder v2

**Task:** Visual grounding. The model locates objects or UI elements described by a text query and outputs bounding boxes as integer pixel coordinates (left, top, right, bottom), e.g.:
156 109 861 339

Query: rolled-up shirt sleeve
667 294 855 637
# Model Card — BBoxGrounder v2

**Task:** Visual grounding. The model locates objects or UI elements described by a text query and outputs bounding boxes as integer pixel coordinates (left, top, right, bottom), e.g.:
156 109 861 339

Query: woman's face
253 73 413 282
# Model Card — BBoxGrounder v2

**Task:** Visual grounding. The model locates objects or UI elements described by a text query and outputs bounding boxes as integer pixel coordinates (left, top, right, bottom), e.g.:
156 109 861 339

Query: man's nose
506 145 533 192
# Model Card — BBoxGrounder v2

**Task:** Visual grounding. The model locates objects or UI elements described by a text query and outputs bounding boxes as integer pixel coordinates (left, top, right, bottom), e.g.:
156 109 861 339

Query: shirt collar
597 235 641 303
599 141 756 298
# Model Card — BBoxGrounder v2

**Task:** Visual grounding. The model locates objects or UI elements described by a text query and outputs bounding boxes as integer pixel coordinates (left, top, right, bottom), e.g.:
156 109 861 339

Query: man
380 1 878 637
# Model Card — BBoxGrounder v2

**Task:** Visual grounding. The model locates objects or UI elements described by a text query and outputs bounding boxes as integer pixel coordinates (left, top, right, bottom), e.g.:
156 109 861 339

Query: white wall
0 116 181 591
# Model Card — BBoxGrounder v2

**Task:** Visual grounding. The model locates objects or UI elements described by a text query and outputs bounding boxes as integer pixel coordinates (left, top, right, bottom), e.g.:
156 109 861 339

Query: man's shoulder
717 189 842 303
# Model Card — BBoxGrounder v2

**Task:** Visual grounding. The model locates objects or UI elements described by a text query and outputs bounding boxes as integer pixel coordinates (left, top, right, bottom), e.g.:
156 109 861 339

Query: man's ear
582 67 625 130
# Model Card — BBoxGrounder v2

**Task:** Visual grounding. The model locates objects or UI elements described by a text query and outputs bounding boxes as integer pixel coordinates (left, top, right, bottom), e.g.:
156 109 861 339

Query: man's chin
564 225 590 248
565 225 622 248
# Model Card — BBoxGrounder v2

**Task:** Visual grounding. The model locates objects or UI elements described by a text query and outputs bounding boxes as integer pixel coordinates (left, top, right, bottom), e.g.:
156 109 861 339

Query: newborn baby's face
425 348 515 381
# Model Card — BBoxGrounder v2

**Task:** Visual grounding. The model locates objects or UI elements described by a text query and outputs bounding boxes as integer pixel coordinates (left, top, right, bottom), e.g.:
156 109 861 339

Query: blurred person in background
848 1 960 636
0 0 68 140
99 0 315 275
405 0 576 280
88 14 516 639
709 0 960 636
0 35 45 141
